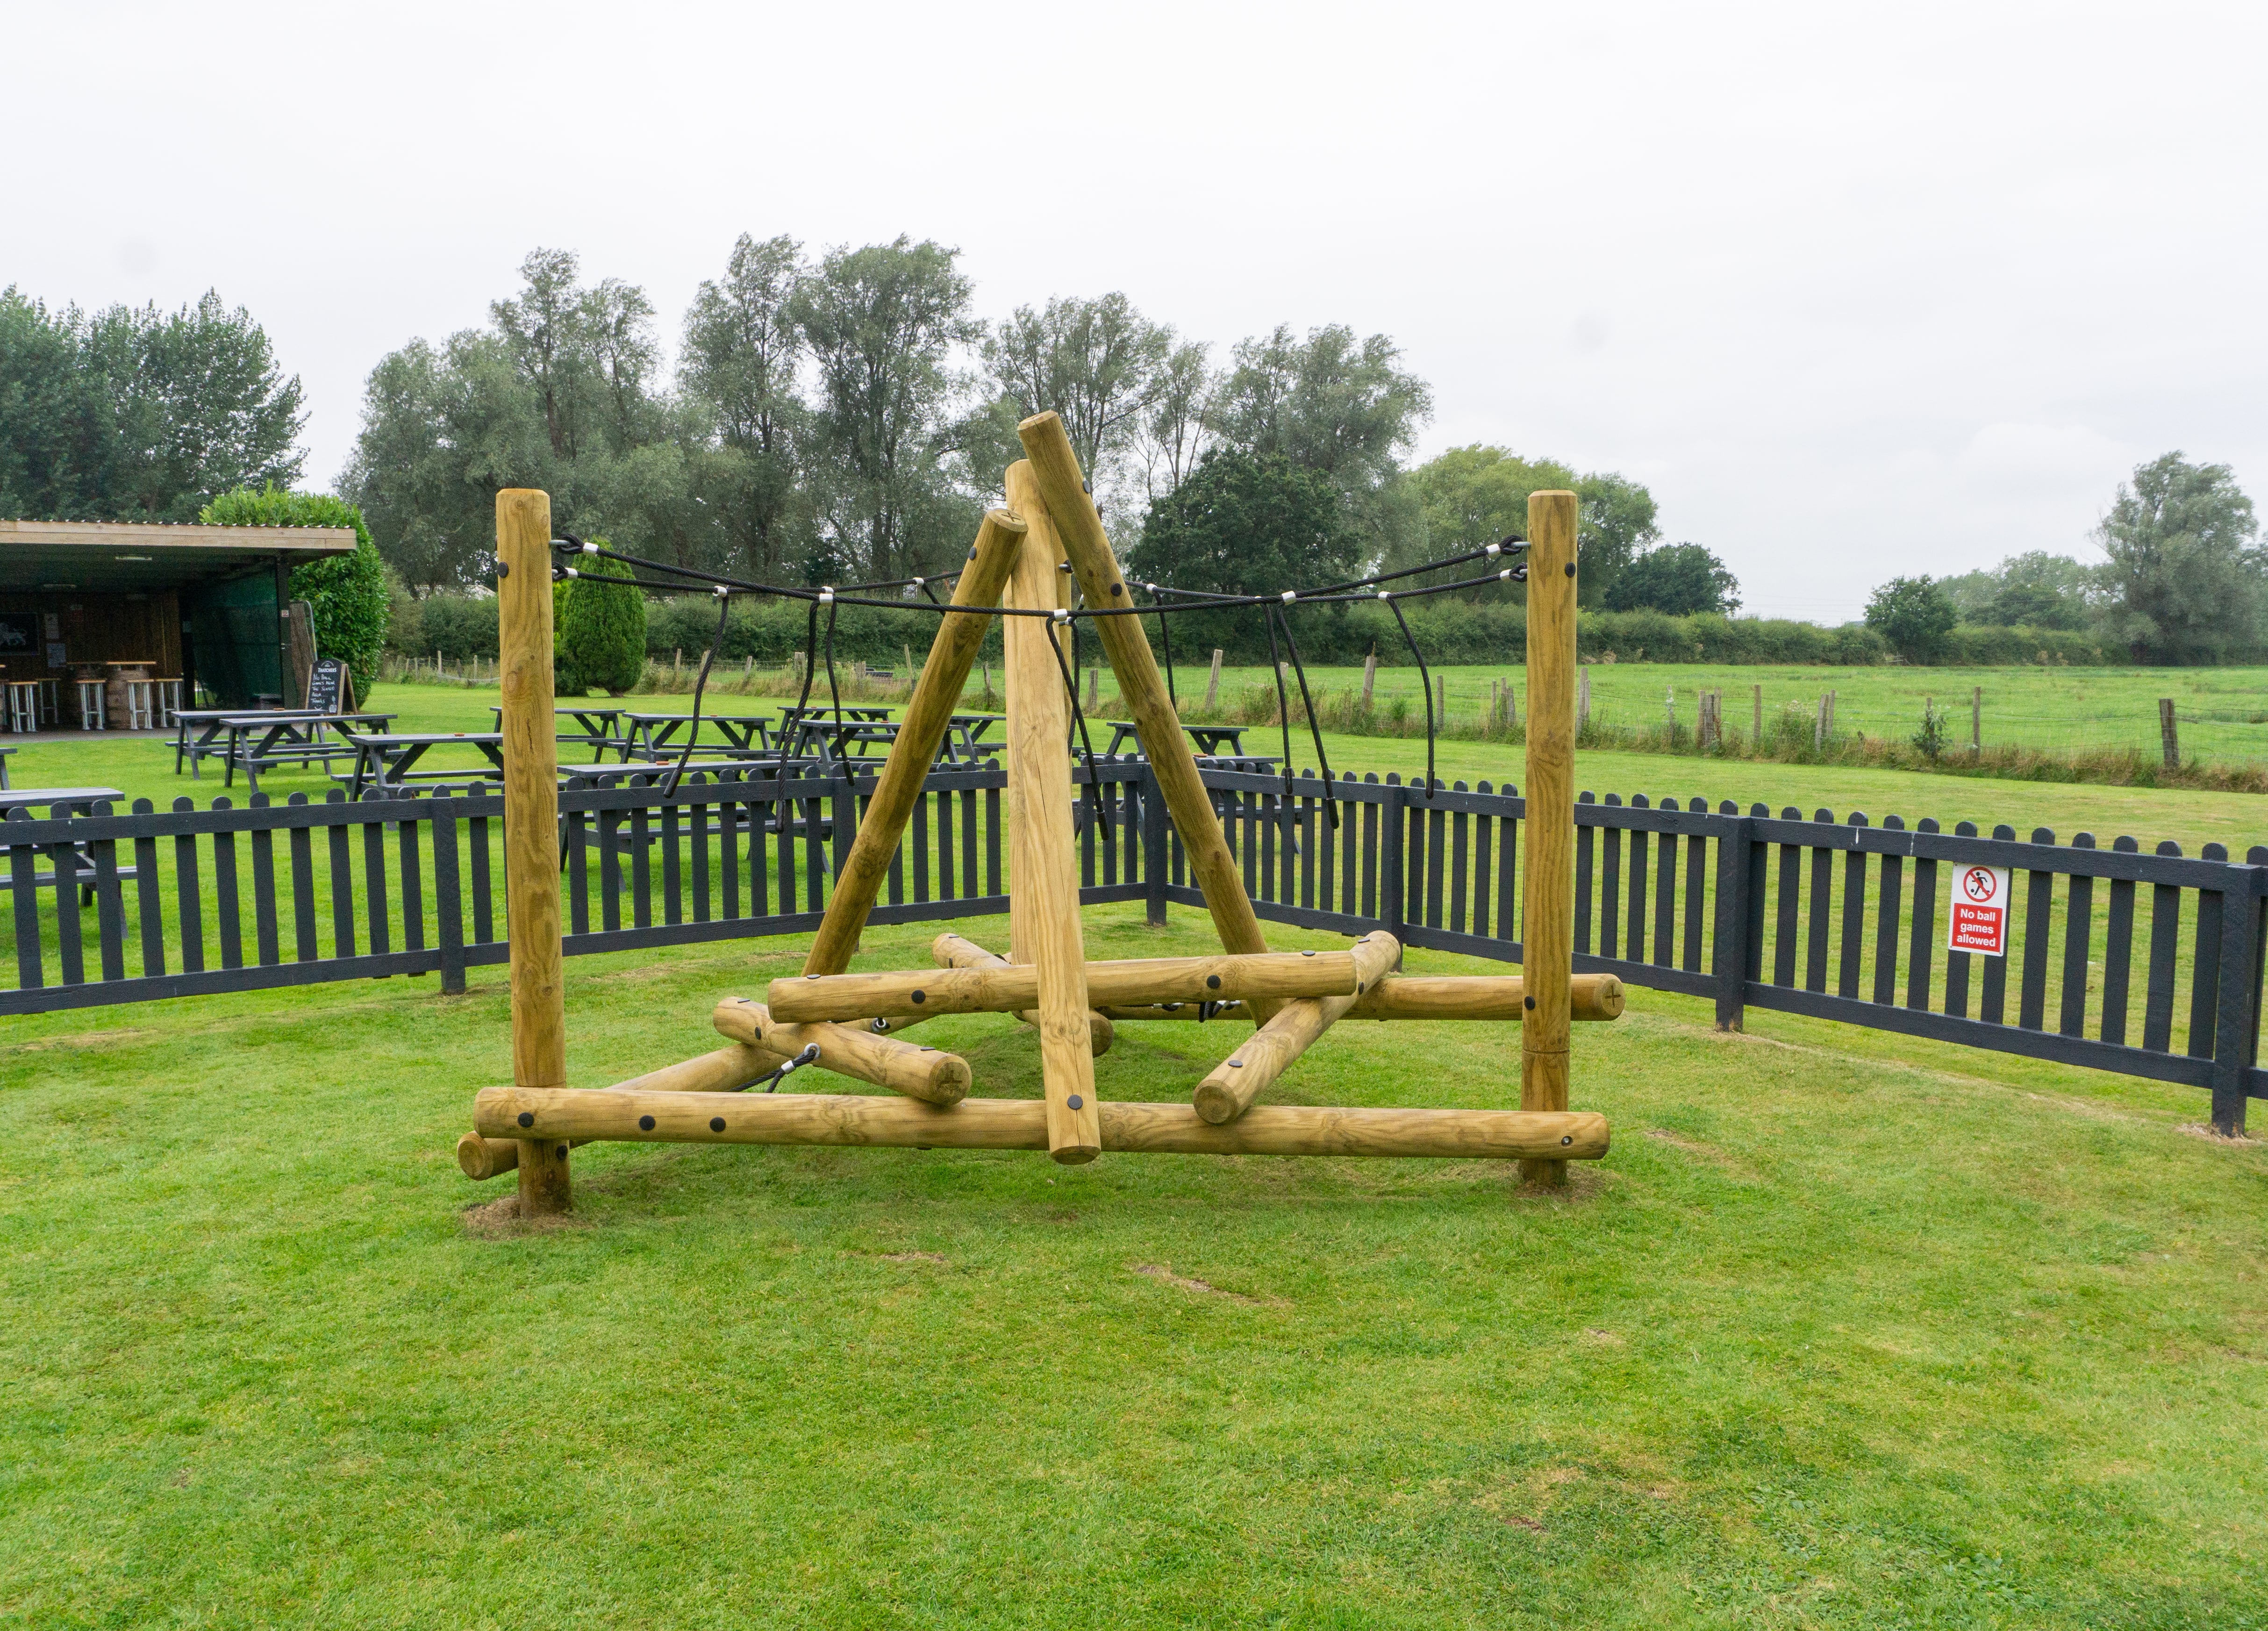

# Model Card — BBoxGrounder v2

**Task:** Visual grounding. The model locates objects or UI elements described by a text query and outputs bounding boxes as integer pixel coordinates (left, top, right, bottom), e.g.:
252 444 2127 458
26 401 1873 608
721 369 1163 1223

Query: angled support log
932 932 1112 1056
1002 465 1099 1163
712 998 971 1105
456 1041 792 1180
803 508 1026 976
1193 933 1401 1124
476 1085 1610 1162
770 947 1369 1023
1103 972 1627 1025
1013 415 1276 1016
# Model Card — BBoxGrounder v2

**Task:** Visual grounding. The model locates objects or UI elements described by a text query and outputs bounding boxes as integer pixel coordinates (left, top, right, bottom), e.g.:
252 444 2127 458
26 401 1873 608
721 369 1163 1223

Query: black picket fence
4 763 2261 1134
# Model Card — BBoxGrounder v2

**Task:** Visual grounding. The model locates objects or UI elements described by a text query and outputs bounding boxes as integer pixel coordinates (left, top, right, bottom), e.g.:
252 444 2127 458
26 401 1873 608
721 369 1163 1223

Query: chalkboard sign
307 657 351 715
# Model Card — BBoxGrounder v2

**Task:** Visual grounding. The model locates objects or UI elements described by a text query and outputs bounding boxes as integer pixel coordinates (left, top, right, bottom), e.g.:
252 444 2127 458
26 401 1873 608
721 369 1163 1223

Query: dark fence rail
6 763 2261 1135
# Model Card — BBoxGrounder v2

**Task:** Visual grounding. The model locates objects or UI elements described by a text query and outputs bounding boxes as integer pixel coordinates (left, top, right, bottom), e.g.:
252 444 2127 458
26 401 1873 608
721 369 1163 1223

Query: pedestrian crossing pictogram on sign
1947 864 2012 958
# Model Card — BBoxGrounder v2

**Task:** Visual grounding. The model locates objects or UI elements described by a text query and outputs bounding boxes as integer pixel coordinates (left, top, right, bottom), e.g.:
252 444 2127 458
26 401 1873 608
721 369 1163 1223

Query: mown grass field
4 905 2266 1628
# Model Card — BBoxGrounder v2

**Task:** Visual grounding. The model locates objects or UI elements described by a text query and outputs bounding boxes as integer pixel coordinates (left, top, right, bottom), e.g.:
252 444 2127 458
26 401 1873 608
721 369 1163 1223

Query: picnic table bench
0 786 134 901
0 744 12 789
1099 720 1266 763
622 710 776 761
488 704 639 763
218 712 399 790
336 731 505 799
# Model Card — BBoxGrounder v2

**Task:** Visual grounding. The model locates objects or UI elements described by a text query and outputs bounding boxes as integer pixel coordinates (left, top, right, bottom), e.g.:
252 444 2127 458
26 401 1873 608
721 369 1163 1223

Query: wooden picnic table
622 710 776 761
0 786 130 901
942 713 1005 763
220 712 398 791
1099 719 1262 761
338 731 505 799
489 704 638 763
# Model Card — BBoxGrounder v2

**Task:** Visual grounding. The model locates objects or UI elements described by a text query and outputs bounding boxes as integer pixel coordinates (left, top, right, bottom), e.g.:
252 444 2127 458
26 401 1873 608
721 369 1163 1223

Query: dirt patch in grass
882 1251 948 1265
1130 1263 1281 1306
2175 1122 2258 1146
459 1194 591 1238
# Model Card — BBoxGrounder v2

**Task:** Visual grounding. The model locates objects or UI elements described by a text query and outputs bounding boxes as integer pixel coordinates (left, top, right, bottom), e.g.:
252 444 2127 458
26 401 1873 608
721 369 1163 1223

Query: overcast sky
10 1 2263 619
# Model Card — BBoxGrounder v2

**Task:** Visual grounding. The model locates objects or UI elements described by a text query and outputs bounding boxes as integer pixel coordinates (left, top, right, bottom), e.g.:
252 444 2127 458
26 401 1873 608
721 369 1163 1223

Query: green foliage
2094 452 2263 664
0 286 303 522
1865 575 1959 663
1603 542 1741 615
409 594 499 661
1128 450 1360 655
198 485 389 700
557 546 647 694
1911 699 1948 761
1403 445 1660 606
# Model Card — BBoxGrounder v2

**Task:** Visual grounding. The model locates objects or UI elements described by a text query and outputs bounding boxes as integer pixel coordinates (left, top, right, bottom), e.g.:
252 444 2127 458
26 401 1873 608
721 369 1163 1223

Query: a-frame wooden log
1014 412 1280 1021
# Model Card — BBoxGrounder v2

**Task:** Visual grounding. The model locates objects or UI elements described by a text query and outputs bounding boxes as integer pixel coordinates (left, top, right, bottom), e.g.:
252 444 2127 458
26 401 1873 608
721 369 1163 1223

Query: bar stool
36 677 59 725
123 678 157 730
5 680 37 734
155 677 184 728
76 678 107 730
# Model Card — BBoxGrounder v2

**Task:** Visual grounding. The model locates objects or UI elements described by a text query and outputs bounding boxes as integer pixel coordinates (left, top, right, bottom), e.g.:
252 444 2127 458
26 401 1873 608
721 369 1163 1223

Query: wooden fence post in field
496 487 569 1217
1206 649 1223 712
1753 684 1762 748
1436 674 1446 722
2160 699 2180 770
1361 651 1377 709
1971 686 1982 755
1521 489 1578 1190
1577 664 1590 735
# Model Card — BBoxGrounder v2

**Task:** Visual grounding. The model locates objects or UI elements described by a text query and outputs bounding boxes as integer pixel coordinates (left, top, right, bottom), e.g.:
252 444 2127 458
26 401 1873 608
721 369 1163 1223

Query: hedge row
386 590 2124 670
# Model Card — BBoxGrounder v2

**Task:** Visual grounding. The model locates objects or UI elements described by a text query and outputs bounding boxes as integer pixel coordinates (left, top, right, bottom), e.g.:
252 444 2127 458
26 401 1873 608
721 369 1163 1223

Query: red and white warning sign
1947 864 2012 957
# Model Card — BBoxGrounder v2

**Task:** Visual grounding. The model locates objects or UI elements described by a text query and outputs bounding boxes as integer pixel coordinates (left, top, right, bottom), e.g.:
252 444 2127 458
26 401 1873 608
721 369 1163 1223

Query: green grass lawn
3 904 2266 1628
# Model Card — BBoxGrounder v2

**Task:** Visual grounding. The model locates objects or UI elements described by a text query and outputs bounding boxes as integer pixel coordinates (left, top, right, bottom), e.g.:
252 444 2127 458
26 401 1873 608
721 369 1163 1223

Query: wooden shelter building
0 520 357 718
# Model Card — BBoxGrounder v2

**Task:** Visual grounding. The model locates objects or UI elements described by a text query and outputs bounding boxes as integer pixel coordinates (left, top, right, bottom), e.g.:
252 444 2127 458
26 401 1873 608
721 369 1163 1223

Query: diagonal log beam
476 1085 1610 1162
803 508 1027 976
1193 933 1402 1125
712 999 971 1104
932 932 1112 1056
1014 413 1276 1017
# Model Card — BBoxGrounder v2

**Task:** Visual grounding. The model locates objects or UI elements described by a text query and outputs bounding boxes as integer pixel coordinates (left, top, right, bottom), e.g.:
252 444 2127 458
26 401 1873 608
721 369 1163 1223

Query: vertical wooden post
2160 699 2179 770
1003 460 1101 1162
497 488 569 1216
1521 490 1577 1190
1361 651 1376 710
1753 683 1763 749
1971 685 1982 755
1576 665 1590 735
1206 649 1223 712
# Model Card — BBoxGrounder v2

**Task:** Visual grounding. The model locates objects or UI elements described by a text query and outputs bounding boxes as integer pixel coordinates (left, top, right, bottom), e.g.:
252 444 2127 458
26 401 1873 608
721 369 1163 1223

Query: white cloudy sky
10 1 2263 619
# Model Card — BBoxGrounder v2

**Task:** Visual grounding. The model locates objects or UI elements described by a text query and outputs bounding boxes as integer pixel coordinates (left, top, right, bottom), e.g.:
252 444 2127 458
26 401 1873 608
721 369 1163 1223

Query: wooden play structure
458 414 1621 1214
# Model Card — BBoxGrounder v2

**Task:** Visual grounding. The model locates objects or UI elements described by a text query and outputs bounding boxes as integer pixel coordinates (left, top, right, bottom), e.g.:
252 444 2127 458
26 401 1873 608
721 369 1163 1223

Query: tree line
341 238 1690 633
1865 453 2264 665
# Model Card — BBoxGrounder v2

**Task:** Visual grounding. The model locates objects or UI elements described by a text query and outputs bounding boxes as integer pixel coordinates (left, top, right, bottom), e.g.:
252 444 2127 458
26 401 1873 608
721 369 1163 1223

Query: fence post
2160 699 2180 771
1142 761 1169 926
431 797 467 995
1380 777 1406 946
2209 865 2263 1137
1711 812 1754 1031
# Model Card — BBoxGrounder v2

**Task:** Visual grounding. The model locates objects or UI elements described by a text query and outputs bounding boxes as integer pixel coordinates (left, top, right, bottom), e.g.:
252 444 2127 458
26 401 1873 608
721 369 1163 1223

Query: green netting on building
186 573 280 708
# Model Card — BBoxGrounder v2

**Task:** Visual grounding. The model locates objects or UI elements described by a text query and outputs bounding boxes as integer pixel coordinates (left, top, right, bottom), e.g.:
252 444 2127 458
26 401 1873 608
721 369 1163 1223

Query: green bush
199 485 390 701
413 595 499 661
558 546 646 695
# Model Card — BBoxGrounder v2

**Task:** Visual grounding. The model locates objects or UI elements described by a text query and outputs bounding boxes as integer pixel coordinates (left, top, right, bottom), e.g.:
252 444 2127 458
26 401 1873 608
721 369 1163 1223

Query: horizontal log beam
475 1086 1610 1161
767 949 1371 1023
712 999 970 1105
456 1042 787 1180
932 932 1112 1056
1194 933 1400 1124
1102 972 1625 1024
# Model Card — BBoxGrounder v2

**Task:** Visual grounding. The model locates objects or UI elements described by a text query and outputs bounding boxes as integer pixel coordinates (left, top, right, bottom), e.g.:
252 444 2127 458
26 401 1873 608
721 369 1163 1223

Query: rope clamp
1281 590 1297 604
714 584 731 598
818 587 835 605
1051 608 1071 624
1484 541 1501 557
1377 590 1393 601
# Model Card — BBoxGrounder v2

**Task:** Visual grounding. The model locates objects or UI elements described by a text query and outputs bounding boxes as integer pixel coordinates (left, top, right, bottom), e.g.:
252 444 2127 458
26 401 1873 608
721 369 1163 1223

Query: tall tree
1866 575 1959 664
981 293 1171 487
2094 452 2263 664
792 236 981 580
1209 324 1431 491
489 249 592 460
679 233 807 577
1403 444 1659 605
1604 542 1741 615
0 288 113 519
1134 339 1216 501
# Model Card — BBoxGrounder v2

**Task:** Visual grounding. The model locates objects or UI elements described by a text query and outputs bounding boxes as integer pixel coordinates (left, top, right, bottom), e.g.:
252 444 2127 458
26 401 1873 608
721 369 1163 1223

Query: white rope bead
1052 608 1071 624
818 587 835 605
1281 590 1296 603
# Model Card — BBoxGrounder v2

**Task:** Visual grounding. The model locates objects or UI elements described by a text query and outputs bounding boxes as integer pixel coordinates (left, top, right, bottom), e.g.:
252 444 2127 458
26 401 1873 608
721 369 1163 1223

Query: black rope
736 1042 821 1092
1386 596 1438 799
660 589 732 800
1153 588 1177 712
1274 600 1338 830
1047 612 1111 840
1263 605 1296 801
821 598 849 761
